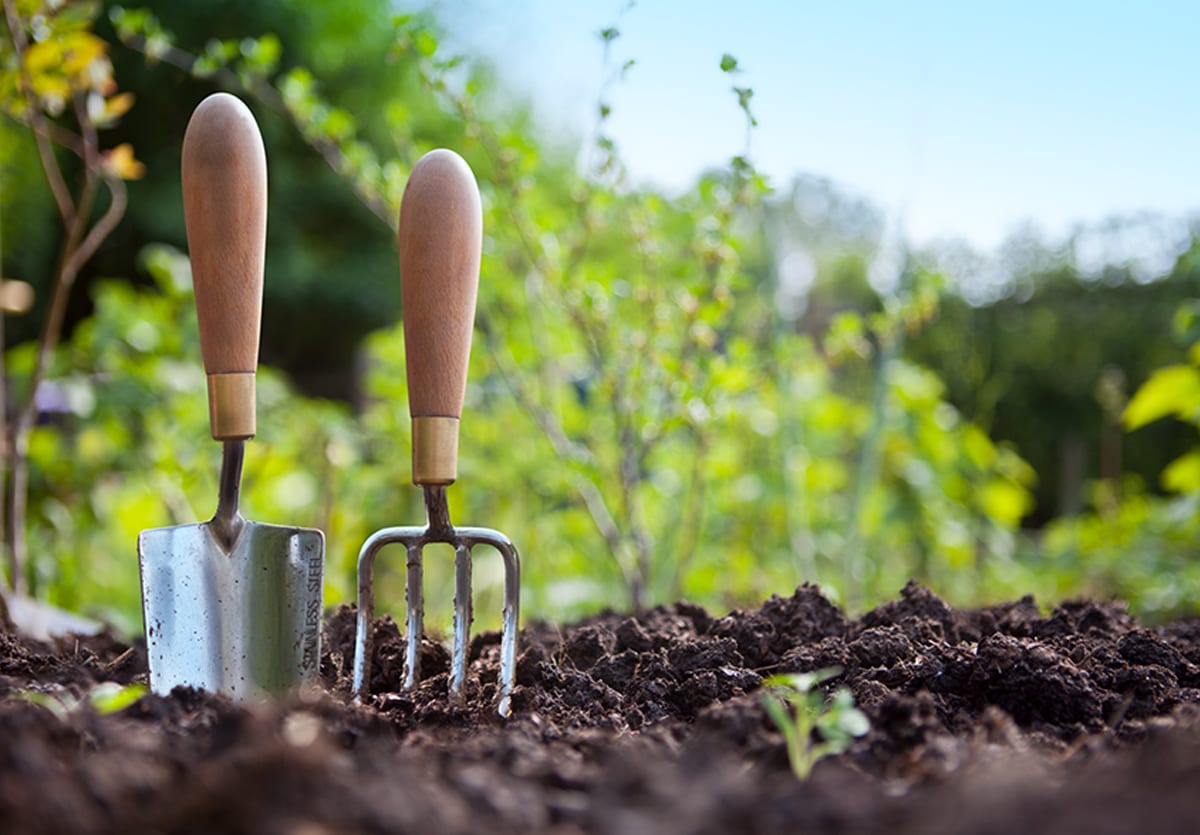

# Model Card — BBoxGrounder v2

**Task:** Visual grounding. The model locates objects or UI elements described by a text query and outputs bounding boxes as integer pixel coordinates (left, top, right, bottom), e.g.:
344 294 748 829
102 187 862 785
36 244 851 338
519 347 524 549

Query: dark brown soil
4 581 1200 834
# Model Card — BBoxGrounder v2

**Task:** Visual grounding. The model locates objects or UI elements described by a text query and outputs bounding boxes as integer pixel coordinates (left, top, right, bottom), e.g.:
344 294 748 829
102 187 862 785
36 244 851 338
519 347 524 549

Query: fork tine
449 542 474 702
403 541 424 689
352 533 379 699
457 528 520 716
494 536 521 717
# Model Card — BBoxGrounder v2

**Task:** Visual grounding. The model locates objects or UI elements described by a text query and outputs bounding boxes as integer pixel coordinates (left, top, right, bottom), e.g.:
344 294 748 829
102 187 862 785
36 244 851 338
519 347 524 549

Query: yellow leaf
103 143 145 180
60 33 107 77
980 478 1032 527
1123 364 1200 430
104 92 134 120
23 40 63 74
1163 450 1200 493
30 74 70 111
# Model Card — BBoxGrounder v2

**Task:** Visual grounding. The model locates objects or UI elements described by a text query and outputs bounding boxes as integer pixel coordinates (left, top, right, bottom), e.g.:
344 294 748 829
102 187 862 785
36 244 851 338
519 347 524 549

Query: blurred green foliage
3 0 1200 635
1026 263 1200 619
906 242 1199 523
23 235 1039 632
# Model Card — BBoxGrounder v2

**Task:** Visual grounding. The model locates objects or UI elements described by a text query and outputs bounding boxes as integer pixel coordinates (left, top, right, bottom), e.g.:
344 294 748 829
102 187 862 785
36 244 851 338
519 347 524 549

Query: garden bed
3 581 1200 834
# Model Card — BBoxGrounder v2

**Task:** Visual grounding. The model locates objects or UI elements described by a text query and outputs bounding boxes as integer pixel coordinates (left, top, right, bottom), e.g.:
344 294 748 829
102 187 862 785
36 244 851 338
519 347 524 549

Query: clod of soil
4 580 1200 834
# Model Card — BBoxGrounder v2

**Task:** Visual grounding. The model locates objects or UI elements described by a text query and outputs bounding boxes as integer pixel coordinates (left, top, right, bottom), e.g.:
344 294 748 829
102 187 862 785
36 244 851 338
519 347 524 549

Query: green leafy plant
111 8 777 612
762 667 869 779
1026 280 1200 619
1122 311 1200 491
1 2 1050 633
0 0 143 594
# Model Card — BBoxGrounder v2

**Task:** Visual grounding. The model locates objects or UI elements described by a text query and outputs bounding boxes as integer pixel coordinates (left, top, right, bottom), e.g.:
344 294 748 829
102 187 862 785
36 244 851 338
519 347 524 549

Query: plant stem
0 172 8 591
115 29 393 227
2 0 74 227
843 328 894 611
1 0 129 592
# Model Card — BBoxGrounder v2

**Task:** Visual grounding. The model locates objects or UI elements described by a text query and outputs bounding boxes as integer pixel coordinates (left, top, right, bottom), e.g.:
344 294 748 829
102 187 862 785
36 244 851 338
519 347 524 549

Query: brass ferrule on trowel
412 416 459 485
207 372 256 441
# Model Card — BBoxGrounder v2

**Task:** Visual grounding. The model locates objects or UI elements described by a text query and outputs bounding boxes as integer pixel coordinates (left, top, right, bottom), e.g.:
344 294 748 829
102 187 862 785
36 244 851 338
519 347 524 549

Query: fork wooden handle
398 149 482 485
182 92 267 441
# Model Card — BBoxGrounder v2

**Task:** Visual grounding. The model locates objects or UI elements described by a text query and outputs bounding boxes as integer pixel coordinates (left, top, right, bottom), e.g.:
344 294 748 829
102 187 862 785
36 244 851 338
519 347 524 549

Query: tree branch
115 31 394 227
2 0 76 225
63 174 126 280
476 311 592 466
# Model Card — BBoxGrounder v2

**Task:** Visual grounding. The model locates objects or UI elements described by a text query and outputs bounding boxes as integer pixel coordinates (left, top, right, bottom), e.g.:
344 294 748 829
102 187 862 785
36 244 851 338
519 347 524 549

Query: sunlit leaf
413 30 438 57
961 425 995 469
59 32 107 78
104 91 134 119
241 33 281 72
1163 450 1200 494
88 682 147 715
11 690 71 720
1124 364 1200 430
24 40 63 73
102 142 145 179
980 478 1032 527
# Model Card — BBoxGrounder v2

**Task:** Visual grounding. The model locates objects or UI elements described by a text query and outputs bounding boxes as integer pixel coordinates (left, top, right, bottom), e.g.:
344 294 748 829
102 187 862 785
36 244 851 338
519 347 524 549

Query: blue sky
438 1 1198 252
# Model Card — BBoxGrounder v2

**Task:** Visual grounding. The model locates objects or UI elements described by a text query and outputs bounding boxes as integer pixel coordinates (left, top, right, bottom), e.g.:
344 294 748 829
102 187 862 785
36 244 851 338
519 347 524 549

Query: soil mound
3 581 1200 834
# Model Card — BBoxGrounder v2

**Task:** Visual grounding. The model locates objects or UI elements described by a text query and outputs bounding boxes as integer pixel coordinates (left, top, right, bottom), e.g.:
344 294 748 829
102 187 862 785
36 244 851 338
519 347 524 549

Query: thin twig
116 31 394 227
28 120 86 158
0 164 7 589
17 169 97 420
73 91 100 171
575 477 638 592
668 427 710 599
64 174 126 279
476 313 592 466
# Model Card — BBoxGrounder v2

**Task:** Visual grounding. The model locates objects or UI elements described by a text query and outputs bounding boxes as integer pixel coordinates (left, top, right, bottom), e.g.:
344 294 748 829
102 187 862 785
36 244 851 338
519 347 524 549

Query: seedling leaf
762 667 869 779
12 690 73 720
88 682 147 714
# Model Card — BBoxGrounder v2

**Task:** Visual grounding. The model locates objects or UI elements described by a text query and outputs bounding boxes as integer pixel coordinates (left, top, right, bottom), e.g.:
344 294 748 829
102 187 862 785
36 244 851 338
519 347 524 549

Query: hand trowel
137 93 325 700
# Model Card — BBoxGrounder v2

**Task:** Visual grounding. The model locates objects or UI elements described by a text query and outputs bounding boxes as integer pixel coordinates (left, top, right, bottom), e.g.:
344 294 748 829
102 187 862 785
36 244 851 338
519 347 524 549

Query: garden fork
352 149 520 716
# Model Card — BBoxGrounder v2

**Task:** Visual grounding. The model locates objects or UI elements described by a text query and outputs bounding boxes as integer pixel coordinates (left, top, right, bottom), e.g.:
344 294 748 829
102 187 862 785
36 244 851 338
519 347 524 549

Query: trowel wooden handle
399 149 482 485
182 93 267 441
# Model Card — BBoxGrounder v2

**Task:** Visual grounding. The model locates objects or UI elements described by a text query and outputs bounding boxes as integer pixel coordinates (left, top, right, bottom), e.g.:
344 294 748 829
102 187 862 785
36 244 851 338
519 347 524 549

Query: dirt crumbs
4 580 1200 834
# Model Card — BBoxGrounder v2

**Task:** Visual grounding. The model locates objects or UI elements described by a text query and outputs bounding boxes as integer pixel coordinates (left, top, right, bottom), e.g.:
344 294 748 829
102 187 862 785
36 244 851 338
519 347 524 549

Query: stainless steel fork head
351 486 520 716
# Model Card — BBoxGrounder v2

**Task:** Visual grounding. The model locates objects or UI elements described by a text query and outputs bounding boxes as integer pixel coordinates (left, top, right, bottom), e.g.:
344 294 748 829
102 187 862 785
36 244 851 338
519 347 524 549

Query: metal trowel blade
137 520 324 700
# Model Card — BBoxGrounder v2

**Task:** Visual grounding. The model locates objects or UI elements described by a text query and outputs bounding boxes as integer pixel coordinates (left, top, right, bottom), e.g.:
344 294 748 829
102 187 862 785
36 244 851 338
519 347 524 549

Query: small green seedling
762 667 869 779
12 682 147 719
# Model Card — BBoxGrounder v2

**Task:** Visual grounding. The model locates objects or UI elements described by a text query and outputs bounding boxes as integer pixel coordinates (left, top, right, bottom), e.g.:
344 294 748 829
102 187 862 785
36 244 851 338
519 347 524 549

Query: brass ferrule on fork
207 373 256 440
412 417 459 485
